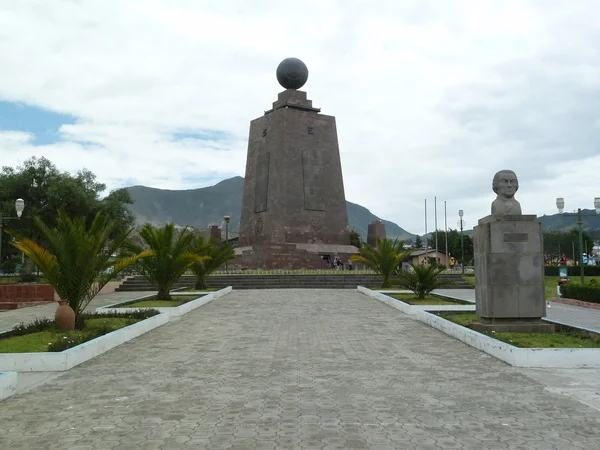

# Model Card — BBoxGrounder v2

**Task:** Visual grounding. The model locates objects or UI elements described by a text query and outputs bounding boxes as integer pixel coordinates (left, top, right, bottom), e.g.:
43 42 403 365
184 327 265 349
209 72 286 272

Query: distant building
408 250 448 267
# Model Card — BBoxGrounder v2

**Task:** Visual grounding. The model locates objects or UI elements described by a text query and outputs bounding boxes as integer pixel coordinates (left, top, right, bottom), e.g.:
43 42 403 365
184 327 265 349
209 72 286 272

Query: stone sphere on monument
276 57 309 89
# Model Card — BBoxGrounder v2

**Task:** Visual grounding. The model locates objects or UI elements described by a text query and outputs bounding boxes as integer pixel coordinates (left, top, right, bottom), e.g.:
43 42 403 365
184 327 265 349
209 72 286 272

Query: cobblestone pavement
0 292 150 332
434 289 600 332
1 289 600 449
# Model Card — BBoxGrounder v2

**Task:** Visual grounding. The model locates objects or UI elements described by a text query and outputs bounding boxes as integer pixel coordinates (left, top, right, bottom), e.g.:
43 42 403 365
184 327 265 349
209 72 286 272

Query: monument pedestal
473 215 554 333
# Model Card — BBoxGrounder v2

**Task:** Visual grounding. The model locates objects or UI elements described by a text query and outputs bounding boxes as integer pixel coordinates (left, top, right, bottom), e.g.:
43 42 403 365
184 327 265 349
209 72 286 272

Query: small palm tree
126 223 208 300
350 238 408 288
191 236 235 290
396 262 454 299
10 211 150 328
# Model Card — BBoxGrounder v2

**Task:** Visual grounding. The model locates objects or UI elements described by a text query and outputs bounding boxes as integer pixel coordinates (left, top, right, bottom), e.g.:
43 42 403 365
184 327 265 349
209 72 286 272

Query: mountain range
125 176 600 240
125 176 414 240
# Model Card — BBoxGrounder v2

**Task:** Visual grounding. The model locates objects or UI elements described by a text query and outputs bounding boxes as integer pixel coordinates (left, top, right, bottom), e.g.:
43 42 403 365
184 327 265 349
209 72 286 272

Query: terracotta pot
55 300 76 331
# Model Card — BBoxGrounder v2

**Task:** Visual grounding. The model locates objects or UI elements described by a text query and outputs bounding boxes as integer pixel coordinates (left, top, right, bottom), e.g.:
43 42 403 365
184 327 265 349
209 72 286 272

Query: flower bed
0 311 168 372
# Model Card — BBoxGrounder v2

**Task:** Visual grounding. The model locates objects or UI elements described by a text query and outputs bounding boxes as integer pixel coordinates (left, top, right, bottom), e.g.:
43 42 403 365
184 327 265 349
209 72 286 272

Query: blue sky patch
171 130 230 142
0 101 77 145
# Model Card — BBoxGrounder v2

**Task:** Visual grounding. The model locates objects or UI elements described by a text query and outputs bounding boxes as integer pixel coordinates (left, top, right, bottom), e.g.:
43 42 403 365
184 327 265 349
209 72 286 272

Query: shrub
561 284 600 304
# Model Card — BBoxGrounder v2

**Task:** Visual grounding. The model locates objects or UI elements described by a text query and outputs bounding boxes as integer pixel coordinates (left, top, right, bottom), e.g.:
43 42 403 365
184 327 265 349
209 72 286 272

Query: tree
414 235 422 249
350 238 408 288
349 229 362 248
10 211 150 329
543 229 595 265
396 263 454 299
427 229 473 265
0 157 135 265
126 223 208 300
190 237 235 289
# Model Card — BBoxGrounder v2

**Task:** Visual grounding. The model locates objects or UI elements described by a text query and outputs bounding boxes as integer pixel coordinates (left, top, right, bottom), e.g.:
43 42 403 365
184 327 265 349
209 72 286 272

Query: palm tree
126 223 208 300
191 236 235 290
396 262 454 299
10 210 150 328
350 238 408 288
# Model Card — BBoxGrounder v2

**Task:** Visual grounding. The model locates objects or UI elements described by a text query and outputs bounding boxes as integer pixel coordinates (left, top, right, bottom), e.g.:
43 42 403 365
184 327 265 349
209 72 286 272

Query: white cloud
0 0 599 234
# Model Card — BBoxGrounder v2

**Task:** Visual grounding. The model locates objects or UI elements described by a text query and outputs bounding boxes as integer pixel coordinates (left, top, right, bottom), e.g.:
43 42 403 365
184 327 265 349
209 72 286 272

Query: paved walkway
1 289 600 449
435 289 600 332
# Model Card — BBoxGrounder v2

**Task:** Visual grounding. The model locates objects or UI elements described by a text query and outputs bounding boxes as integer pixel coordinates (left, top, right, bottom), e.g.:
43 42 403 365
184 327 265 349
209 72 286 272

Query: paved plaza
1 289 600 449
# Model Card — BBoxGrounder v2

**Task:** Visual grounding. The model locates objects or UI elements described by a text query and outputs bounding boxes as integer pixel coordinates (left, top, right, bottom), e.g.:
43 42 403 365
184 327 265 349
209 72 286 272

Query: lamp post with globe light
556 197 600 285
0 199 25 272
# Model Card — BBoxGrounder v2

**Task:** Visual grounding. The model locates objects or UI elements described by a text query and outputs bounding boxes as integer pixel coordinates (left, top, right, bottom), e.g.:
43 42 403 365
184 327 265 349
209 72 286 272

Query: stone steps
116 274 473 291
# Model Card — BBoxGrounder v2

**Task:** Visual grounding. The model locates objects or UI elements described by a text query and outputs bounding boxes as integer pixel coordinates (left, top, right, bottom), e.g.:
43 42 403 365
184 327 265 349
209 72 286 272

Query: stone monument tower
237 58 357 268
472 170 553 333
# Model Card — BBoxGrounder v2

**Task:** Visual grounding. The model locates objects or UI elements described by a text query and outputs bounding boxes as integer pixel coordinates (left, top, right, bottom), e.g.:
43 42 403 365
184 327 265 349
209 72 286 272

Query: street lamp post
0 199 25 271
458 209 465 275
224 215 231 272
556 197 600 285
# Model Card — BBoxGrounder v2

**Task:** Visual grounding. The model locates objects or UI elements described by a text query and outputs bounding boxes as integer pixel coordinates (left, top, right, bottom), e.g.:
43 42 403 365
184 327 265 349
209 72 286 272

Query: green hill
125 176 413 240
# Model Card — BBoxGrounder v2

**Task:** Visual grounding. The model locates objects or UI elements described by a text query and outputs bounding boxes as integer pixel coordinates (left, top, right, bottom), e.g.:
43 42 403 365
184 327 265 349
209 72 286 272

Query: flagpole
424 199 428 262
444 201 448 268
434 196 438 264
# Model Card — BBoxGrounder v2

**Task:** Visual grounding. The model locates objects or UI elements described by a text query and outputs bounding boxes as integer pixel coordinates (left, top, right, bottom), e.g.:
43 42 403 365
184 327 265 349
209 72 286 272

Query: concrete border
0 312 168 372
357 286 475 315
359 286 600 368
97 286 233 319
0 372 17 401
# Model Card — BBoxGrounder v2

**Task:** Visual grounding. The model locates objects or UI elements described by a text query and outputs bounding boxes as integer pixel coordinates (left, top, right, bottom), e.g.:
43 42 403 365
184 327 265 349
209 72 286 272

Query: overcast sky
1 0 599 235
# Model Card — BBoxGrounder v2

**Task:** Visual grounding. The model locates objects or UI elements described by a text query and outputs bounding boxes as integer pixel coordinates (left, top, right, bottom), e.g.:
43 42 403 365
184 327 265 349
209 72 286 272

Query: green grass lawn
0 317 137 353
437 312 600 348
461 275 475 287
544 275 600 299
389 293 470 305
117 295 203 308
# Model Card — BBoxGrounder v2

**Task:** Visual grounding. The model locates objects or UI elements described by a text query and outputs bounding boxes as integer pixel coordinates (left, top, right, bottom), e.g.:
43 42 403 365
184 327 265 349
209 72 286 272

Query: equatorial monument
236 58 357 269
472 170 553 333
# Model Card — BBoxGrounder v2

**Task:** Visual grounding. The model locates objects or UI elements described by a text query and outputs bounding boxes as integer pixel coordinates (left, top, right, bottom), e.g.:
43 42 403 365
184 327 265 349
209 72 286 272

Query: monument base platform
471 318 555 334
234 243 359 270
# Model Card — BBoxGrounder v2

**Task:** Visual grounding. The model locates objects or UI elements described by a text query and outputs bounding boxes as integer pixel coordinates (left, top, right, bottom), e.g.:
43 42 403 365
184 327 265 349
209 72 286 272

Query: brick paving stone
1 288 600 449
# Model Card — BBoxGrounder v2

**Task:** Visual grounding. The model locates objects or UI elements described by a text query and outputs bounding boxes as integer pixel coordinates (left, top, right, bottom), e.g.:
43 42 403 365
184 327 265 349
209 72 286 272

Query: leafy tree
190 237 235 289
350 238 408 288
10 211 149 328
414 235 422 249
0 156 135 265
126 223 208 300
543 229 594 265
349 229 362 248
396 263 454 299
427 229 473 265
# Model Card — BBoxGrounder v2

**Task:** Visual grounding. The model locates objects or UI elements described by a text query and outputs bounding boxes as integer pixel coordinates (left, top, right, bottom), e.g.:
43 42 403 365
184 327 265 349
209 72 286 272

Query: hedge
561 284 600 304
545 266 600 277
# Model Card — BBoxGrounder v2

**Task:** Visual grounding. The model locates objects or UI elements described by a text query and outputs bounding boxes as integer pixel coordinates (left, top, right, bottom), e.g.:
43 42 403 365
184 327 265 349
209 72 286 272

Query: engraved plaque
254 152 270 212
302 149 326 211
503 233 528 243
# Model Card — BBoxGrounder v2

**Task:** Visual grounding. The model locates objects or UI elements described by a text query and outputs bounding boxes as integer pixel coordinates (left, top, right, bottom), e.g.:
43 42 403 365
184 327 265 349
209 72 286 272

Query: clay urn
55 300 76 331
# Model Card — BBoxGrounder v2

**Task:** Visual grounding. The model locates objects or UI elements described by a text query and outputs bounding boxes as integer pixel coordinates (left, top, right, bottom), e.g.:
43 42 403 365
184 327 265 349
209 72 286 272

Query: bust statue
491 170 522 217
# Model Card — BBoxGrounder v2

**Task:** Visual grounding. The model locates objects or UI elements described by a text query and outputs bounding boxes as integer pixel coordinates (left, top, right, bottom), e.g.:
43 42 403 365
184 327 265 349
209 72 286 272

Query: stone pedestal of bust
472 171 554 333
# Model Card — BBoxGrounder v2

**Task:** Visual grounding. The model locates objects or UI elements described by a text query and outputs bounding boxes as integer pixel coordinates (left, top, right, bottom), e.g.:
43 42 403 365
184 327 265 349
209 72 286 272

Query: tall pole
459 210 464 275
424 199 428 262
578 208 584 285
434 196 438 264
444 201 448 268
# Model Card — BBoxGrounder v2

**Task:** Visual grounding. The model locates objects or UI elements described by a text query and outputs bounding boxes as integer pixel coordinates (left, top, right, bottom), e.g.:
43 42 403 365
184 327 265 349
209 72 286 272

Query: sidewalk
0 291 146 333
435 288 600 332
1 289 600 449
